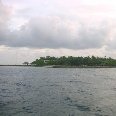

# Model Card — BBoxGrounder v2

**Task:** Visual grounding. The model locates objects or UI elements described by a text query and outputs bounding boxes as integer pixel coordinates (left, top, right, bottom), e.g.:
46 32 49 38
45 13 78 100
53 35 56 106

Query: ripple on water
22 106 34 113
15 82 26 87
69 103 91 112
64 96 91 112
0 102 7 107
67 80 91 85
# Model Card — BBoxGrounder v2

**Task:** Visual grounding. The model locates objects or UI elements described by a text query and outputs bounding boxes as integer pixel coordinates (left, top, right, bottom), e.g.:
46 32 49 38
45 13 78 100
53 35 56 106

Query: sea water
0 66 116 116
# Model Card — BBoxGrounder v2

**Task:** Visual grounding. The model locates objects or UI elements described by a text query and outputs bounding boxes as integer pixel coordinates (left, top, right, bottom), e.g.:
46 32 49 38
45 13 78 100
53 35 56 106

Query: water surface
0 66 116 116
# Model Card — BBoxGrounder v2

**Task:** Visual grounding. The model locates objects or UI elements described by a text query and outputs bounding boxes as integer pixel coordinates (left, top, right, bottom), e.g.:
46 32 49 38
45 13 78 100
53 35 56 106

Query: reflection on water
0 66 116 116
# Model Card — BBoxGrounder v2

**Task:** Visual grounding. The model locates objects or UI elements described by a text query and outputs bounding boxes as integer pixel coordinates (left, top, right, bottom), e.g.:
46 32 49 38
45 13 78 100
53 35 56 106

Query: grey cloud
107 38 116 49
5 16 108 49
75 26 108 49
0 1 111 50
0 1 12 44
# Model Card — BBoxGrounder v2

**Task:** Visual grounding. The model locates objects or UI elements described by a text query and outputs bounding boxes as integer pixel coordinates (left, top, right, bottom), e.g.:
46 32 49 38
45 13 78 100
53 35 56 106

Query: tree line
31 56 116 67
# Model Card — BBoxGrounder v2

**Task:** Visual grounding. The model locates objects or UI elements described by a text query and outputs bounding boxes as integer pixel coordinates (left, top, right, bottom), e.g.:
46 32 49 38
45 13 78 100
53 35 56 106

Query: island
31 56 116 68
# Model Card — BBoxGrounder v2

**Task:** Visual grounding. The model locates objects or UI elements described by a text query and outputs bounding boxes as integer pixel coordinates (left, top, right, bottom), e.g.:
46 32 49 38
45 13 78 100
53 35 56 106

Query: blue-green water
0 66 116 116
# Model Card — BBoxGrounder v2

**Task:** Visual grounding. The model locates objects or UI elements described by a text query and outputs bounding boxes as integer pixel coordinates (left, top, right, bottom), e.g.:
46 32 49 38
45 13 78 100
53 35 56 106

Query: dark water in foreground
0 67 116 116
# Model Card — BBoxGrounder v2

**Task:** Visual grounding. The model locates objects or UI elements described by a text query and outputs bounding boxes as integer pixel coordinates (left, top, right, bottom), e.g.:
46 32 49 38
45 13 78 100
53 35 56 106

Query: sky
0 0 116 64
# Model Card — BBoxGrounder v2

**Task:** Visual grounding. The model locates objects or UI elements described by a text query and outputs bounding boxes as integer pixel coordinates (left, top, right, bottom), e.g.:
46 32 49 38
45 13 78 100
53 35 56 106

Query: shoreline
0 65 116 68
0 65 32 67
51 65 116 68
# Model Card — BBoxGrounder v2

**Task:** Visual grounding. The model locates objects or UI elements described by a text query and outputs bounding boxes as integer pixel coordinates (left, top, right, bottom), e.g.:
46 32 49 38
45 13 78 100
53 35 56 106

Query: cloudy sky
0 0 116 64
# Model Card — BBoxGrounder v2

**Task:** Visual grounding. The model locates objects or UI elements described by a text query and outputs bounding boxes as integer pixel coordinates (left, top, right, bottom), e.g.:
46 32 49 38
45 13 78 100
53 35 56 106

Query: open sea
0 66 116 116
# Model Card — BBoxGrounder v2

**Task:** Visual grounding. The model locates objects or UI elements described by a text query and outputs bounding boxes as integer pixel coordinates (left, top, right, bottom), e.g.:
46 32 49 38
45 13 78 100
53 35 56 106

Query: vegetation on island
31 56 116 67
23 62 29 66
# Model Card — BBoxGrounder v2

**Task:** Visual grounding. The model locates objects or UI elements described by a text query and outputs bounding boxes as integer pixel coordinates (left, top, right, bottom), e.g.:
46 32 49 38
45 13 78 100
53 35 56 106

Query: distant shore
0 65 32 67
51 65 116 68
0 65 116 68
